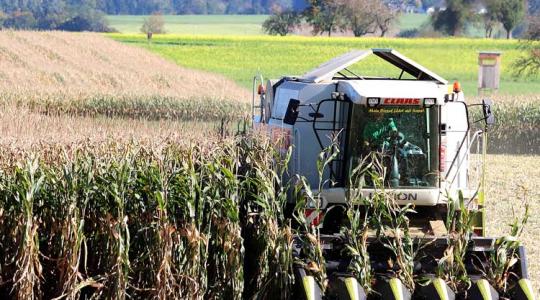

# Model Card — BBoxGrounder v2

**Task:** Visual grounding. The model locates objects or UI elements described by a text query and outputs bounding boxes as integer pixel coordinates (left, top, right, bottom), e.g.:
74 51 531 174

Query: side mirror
283 99 300 125
482 99 495 126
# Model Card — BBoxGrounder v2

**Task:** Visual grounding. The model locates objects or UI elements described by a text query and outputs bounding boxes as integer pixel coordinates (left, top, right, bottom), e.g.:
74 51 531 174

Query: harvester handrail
251 74 264 125
449 129 483 186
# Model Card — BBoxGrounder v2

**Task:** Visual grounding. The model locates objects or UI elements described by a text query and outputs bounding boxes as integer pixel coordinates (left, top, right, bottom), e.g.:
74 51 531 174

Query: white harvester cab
253 49 489 214
250 49 536 300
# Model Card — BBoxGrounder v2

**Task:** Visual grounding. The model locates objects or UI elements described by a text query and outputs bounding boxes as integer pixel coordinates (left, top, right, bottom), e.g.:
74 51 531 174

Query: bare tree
343 0 397 37
344 0 377 36
374 1 398 37
141 13 165 39
482 0 501 38
513 15 540 76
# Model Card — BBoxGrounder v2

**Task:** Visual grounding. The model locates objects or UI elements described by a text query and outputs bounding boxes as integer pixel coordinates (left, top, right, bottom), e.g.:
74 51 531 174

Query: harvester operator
362 114 399 150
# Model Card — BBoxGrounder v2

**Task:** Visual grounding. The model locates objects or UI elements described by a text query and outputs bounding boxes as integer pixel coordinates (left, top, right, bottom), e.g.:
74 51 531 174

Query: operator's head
373 112 384 121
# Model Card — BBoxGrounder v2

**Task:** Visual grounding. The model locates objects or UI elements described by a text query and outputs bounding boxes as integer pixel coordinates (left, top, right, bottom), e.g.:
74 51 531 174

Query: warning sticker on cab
369 107 425 114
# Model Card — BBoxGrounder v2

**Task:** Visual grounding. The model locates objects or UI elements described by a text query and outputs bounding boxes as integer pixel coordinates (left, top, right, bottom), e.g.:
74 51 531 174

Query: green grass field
108 13 507 38
397 13 429 31
110 34 539 95
107 15 268 35
108 14 435 36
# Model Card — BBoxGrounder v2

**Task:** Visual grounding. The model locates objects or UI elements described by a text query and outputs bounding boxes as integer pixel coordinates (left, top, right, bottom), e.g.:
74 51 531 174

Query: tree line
432 0 527 39
0 0 111 31
263 0 398 36
0 0 537 32
0 0 306 30
264 0 537 38
0 0 303 16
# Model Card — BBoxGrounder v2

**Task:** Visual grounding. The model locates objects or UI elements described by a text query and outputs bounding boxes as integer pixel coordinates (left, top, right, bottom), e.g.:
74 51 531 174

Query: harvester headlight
424 98 436 107
367 97 380 107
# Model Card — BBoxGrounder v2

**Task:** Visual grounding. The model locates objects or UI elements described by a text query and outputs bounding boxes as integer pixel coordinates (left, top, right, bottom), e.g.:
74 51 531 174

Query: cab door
441 102 469 191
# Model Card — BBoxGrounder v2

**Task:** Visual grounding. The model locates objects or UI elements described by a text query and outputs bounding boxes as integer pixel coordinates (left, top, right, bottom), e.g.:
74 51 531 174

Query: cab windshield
347 105 440 188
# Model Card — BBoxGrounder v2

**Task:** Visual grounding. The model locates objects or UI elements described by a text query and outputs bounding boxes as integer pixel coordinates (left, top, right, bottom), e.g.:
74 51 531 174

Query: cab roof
337 80 446 105
299 49 448 85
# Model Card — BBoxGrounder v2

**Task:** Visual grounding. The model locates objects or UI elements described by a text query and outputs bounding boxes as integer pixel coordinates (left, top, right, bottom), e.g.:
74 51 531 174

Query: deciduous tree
431 0 474 36
141 13 166 37
343 0 377 36
304 0 348 36
482 0 501 38
342 0 397 37
499 0 525 39
262 7 301 36
3 10 37 29
513 15 540 76
374 1 398 37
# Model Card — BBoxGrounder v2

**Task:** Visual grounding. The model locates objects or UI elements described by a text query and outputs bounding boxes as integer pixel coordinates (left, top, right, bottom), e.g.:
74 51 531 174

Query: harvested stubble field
484 154 540 288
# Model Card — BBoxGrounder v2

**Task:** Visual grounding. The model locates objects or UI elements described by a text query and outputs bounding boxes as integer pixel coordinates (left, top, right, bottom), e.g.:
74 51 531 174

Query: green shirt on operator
363 116 398 147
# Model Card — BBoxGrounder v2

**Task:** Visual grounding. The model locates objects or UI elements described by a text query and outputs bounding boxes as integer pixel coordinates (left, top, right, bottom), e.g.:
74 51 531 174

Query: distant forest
0 0 308 15
0 0 537 32
0 0 538 15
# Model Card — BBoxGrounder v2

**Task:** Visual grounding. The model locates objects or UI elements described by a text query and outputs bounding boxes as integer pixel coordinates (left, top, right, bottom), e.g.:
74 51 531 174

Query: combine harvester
251 49 535 300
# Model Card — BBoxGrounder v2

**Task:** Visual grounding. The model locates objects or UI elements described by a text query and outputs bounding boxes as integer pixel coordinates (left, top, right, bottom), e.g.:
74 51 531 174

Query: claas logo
383 98 421 105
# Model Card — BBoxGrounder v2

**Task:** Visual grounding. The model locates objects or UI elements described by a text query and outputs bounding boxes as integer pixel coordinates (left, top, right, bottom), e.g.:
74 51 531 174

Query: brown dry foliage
0 105 225 149
0 30 250 103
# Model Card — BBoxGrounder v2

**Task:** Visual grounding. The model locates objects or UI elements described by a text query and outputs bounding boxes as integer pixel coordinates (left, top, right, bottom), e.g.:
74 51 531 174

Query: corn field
0 133 534 299
0 30 537 298
470 94 540 154
1 92 248 122
0 31 250 123
0 136 295 299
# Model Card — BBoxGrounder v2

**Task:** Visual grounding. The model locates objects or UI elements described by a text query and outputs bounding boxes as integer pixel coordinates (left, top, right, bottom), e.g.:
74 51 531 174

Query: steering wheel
381 131 405 152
